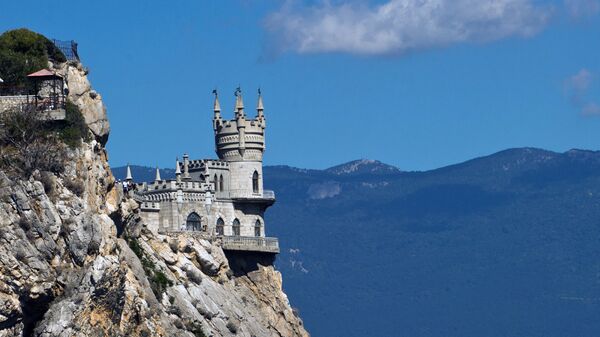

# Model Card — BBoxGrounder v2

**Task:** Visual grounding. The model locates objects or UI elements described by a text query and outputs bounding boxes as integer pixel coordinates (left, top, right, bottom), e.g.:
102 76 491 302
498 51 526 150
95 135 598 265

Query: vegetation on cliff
0 28 66 86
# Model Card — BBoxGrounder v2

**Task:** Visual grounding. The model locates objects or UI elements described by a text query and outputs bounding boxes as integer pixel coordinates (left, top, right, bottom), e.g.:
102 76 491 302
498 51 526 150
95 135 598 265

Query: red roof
27 69 61 78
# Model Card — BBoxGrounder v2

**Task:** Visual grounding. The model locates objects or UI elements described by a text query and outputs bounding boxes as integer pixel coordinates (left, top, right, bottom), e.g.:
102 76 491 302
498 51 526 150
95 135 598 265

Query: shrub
63 177 84 197
0 106 66 177
39 171 55 196
57 101 90 148
0 28 66 87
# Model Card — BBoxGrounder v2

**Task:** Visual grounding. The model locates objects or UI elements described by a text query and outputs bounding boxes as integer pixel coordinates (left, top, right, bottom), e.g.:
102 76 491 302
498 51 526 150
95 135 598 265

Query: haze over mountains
114 148 600 337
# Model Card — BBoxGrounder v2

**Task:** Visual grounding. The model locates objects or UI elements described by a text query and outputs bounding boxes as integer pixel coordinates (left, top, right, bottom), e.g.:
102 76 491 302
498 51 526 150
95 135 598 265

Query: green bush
0 28 66 86
57 101 90 147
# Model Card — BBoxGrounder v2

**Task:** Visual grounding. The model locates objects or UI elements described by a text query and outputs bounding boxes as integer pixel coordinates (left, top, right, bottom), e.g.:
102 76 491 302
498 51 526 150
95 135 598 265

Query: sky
1 0 599 171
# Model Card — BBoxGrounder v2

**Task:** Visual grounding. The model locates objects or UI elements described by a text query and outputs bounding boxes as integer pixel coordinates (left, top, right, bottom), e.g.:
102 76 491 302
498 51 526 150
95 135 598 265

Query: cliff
0 59 308 336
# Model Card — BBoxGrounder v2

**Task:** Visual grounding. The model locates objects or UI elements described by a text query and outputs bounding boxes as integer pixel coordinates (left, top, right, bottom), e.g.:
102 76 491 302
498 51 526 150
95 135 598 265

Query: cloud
564 0 600 19
564 68 600 116
307 181 341 199
264 0 553 56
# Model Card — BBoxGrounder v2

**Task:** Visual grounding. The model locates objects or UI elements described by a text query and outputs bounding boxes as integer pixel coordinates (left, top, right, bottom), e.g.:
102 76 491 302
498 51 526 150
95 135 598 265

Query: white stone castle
129 88 279 254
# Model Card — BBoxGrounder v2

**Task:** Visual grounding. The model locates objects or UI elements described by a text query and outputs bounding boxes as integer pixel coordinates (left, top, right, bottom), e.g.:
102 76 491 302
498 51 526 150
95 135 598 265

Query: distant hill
114 148 600 337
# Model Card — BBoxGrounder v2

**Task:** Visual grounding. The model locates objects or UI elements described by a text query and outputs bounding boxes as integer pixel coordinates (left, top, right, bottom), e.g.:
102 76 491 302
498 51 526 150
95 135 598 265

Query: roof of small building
27 69 62 78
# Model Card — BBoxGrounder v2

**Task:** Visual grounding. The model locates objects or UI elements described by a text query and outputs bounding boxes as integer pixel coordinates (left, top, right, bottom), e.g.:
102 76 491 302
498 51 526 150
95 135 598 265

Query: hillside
118 147 600 337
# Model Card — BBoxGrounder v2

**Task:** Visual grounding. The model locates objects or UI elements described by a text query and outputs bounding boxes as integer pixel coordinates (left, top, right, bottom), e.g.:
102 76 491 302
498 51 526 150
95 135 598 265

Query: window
255 220 261 237
232 219 240 236
213 174 218 191
216 218 224 236
186 212 201 231
219 174 224 191
252 171 259 193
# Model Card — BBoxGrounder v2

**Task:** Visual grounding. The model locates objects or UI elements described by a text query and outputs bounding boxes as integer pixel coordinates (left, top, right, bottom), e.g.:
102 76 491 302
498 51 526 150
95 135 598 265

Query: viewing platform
157 231 280 254
220 236 280 254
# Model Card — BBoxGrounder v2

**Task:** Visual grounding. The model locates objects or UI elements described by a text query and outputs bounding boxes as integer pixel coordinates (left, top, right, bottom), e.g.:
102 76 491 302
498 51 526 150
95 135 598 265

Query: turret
213 87 268 196
175 157 181 183
183 153 190 180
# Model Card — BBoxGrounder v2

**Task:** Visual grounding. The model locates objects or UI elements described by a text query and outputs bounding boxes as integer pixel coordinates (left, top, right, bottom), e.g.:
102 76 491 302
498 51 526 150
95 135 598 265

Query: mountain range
113 148 600 337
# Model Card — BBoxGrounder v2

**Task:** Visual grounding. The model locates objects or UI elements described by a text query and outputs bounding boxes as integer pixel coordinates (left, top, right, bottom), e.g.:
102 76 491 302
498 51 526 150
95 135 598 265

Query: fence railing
225 189 275 200
52 39 80 61
221 236 280 253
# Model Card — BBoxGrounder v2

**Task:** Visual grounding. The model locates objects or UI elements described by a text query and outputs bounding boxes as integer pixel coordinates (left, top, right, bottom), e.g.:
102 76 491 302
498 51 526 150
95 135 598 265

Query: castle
129 88 279 254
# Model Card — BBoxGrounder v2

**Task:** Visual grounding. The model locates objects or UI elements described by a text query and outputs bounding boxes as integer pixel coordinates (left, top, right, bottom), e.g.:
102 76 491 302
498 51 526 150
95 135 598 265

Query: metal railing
225 189 275 200
221 236 279 253
52 39 80 61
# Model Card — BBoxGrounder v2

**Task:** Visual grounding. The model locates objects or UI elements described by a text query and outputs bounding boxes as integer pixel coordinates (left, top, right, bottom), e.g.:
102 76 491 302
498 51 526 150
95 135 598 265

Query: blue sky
1 0 599 171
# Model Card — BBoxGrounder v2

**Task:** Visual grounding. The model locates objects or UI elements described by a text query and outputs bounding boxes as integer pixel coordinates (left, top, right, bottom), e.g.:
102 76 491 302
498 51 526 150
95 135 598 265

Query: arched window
213 174 218 192
186 212 201 231
216 218 224 236
254 220 261 237
232 219 241 236
219 174 224 192
252 171 259 193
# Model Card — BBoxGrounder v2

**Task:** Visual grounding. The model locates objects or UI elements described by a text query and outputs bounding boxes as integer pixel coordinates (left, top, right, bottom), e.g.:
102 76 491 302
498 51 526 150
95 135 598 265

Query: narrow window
254 220 261 237
213 174 218 191
232 219 240 236
219 174 224 191
216 218 224 236
252 171 259 193
186 212 201 231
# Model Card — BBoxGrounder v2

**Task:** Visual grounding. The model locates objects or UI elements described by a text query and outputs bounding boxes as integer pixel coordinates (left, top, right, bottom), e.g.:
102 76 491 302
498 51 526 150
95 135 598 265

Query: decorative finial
234 86 241 97
212 88 218 97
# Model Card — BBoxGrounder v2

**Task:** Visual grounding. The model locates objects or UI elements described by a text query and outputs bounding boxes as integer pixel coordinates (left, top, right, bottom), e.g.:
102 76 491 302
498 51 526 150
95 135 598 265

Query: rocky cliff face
0 61 308 337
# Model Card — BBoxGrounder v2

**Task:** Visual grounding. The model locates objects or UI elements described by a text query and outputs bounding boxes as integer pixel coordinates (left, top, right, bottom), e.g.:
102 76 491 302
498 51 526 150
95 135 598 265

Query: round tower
213 88 266 196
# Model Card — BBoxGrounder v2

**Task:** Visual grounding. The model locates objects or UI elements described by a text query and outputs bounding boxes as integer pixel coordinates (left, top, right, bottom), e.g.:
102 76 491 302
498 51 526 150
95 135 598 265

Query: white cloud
265 0 553 56
564 0 600 19
564 68 600 117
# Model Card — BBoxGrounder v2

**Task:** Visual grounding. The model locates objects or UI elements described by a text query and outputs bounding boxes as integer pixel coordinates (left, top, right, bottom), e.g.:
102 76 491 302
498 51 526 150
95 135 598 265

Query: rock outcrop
0 60 308 337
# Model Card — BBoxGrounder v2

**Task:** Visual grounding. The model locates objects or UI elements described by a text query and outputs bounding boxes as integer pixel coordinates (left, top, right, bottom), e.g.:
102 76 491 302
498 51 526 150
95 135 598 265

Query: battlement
212 88 266 162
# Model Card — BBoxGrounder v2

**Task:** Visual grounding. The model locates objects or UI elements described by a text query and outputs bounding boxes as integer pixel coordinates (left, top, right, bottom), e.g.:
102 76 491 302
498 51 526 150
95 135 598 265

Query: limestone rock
0 59 308 337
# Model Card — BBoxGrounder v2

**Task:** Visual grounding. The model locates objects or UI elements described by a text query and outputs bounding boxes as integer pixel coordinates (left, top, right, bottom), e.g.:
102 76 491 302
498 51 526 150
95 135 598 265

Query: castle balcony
220 236 280 254
224 189 276 205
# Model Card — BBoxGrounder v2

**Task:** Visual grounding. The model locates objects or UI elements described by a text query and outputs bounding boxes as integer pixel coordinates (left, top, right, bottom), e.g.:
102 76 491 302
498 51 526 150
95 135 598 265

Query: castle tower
214 88 266 196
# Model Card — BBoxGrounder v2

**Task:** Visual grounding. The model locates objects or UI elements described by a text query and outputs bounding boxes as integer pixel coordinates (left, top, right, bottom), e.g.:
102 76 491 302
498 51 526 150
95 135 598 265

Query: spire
126 164 133 181
212 89 221 113
155 166 161 182
256 88 264 119
175 157 181 175
234 86 245 117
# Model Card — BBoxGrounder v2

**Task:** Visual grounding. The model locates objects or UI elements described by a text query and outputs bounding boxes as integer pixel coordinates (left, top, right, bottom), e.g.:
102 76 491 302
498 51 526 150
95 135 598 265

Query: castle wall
142 197 265 237
229 161 263 195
